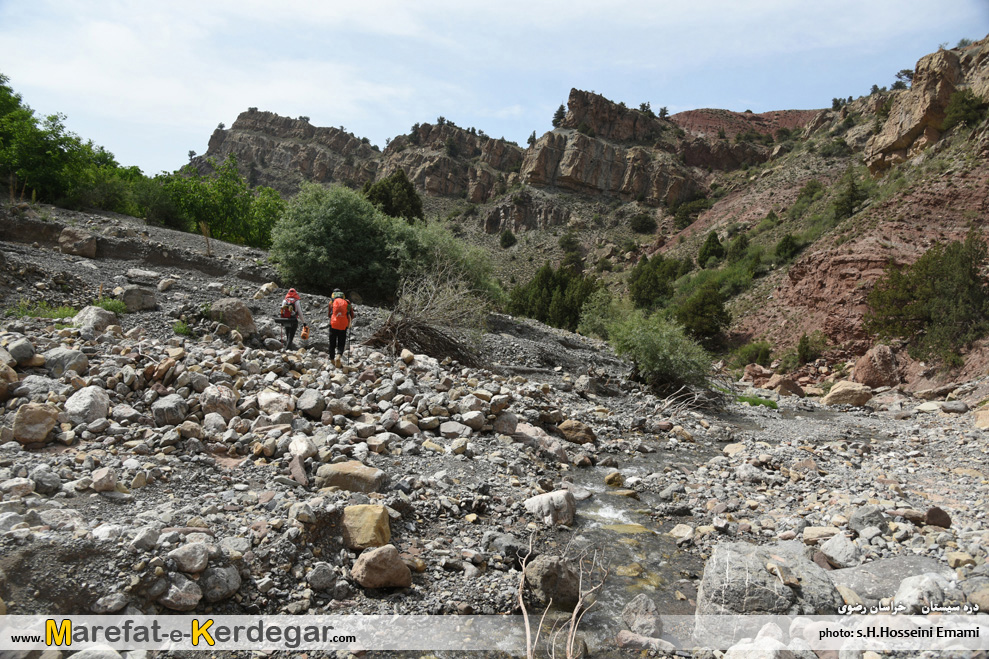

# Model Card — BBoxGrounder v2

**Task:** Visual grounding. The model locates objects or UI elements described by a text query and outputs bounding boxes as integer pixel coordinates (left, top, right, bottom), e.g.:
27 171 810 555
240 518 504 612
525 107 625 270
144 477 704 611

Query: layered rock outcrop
866 37 989 174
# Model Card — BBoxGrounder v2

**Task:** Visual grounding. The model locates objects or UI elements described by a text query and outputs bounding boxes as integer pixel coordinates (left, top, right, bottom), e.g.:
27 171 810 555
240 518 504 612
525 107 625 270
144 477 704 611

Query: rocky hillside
196 37 989 386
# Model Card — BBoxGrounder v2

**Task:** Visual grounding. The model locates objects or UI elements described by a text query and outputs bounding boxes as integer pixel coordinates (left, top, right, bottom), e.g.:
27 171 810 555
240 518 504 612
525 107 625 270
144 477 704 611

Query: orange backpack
330 297 351 330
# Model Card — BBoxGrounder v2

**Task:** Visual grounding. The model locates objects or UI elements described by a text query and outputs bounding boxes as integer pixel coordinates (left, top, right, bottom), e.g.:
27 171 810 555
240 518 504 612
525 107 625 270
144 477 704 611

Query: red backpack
330 297 351 330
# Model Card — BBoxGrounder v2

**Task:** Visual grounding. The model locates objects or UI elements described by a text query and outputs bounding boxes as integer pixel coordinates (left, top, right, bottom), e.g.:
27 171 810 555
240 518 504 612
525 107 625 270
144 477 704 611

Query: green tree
527 131 537 146
658 107 669 119
697 232 725 267
508 262 598 331
941 88 987 132
552 104 566 128
774 233 801 262
865 232 989 365
895 69 914 85
362 168 424 223
499 229 517 248
630 213 657 234
726 232 750 264
165 155 283 248
832 169 868 220
628 254 692 308
270 184 404 300
673 282 731 346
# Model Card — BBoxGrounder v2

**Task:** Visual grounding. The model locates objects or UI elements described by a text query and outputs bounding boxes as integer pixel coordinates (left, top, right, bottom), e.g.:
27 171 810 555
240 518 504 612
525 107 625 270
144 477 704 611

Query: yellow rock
342 504 390 550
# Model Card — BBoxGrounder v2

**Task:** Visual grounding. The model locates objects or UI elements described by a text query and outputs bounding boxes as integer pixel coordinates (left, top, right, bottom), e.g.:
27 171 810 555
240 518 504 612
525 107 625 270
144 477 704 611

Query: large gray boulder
44 347 89 376
120 285 157 312
210 298 256 337
73 306 117 338
524 554 580 609
200 385 238 421
696 541 843 617
65 385 110 426
828 555 954 606
152 394 189 427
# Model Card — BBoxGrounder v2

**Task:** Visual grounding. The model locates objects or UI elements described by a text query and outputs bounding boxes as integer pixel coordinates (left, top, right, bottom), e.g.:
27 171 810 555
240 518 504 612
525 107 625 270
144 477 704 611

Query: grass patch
173 321 193 336
737 394 778 409
5 299 77 319
93 298 128 315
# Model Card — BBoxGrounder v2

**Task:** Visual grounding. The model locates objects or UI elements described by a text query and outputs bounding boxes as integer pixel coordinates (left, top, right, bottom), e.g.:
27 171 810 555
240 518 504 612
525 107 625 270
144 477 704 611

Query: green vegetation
737 394 778 409
698 232 725 267
552 104 566 128
628 254 693 309
673 196 712 230
609 311 711 392
362 168 424 223
577 287 622 340
733 340 772 367
630 212 657 234
508 262 598 331
165 155 284 248
865 232 989 366
673 282 731 347
788 179 824 220
173 320 193 336
5 299 76 319
499 229 517 249
93 298 127 315
941 89 987 132
774 233 801 262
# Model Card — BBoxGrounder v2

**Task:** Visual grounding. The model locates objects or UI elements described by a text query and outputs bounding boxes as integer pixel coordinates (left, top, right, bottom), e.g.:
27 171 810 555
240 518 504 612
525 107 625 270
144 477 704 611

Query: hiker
279 288 306 350
328 288 355 367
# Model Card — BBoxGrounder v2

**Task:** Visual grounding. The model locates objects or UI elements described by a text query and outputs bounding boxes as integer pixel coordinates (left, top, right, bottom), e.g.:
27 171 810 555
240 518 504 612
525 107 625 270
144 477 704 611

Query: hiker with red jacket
328 288 355 367
279 288 306 350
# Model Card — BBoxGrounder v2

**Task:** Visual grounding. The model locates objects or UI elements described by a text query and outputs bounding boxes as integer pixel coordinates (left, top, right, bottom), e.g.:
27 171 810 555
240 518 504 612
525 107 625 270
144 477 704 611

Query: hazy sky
2 1 986 175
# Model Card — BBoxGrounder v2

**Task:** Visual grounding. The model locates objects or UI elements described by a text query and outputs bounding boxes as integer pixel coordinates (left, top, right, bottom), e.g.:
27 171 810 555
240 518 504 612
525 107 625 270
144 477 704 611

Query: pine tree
552 104 566 128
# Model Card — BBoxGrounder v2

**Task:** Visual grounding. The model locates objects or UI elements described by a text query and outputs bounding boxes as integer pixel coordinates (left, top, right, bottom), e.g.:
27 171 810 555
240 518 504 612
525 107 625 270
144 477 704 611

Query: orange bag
300 325 310 340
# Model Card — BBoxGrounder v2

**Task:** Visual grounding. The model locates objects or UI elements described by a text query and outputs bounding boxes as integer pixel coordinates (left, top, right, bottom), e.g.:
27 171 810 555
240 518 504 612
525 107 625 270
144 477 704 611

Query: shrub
362 169 424 223
774 233 801 262
737 394 778 409
941 89 987 132
673 282 731 347
726 232 750 264
818 138 851 158
831 169 869 221
609 311 711 392
558 231 581 254
576 122 595 136
173 321 192 336
628 254 693 308
789 179 824 219
270 184 406 301
499 229 517 248
595 256 613 273
673 197 712 230
796 331 827 364
577 287 622 340
865 231 989 366
630 213 657 234
734 340 772 367
697 232 725 267
508 262 598 331
93 298 127 315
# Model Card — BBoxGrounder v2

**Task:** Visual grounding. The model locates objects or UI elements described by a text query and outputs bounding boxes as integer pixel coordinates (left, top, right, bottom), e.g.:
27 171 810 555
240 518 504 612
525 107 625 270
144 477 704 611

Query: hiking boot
334 356 342 368
287 343 295 350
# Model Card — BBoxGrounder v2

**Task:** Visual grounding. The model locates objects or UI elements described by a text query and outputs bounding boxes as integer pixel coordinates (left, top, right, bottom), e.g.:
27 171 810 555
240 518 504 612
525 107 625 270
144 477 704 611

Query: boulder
6 338 35 365
314 461 387 492
12 403 60 444
201 565 241 602
851 344 899 388
152 394 190 427
350 544 412 589
558 419 596 444
0 363 16 402
821 381 873 406
819 532 861 568
120 285 157 312
828 555 953 605
200 385 238 421
65 385 110 426
159 573 202 611
492 411 518 435
58 226 97 258
695 541 843 618
258 389 294 415
622 593 662 637
341 504 391 550
296 389 326 419
848 504 889 535
168 543 210 573
524 490 577 526
72 306 117 337
524 554 580 609
210 298 256 337
44 347 89 377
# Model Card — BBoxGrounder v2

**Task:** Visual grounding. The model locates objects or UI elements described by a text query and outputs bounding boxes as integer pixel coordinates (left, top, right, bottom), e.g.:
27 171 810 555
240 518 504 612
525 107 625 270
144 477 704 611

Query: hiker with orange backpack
279 288 307 350
328 289 355 367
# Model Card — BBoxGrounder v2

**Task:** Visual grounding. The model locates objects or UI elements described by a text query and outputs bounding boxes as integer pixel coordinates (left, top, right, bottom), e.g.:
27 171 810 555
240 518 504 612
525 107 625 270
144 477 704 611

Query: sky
1 1 986 176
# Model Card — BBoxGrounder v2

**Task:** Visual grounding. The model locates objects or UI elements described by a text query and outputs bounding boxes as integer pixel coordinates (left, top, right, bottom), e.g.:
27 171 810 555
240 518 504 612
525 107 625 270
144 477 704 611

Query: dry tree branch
518 534 552 659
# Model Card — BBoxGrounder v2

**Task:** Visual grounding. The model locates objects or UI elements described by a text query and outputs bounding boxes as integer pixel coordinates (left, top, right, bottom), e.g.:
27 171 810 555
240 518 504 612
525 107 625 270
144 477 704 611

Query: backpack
280 298 296 319
330 297 351 330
